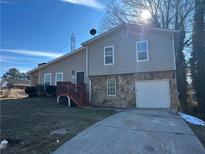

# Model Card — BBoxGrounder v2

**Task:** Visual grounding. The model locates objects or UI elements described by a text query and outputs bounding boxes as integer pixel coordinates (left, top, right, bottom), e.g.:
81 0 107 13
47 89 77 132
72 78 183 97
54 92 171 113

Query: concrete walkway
54 109 205 154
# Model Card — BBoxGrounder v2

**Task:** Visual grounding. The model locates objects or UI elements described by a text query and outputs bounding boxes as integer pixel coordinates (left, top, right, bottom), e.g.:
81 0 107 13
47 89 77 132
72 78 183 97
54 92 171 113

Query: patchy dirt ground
0 97 115 154
0 88 27 99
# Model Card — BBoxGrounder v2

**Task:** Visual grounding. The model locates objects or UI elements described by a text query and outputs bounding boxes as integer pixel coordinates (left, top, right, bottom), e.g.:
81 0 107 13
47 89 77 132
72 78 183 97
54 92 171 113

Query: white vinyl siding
44 73 51 86
121 30 128 38
107 79 116 96
136 40 149 61
104 46 114 65
55 72 63 85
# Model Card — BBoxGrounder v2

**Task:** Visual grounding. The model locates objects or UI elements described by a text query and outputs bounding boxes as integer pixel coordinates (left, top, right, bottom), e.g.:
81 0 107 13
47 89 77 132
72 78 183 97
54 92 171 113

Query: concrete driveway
54 109 205 154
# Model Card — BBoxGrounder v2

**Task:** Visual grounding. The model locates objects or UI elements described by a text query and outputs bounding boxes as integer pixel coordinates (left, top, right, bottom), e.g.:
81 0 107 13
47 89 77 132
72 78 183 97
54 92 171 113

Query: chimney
71 33 76 51
38 63 46 67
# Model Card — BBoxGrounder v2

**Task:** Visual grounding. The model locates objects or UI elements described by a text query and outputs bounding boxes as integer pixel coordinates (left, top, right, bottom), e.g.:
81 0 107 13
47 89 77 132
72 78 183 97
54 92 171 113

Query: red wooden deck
57 81 89 107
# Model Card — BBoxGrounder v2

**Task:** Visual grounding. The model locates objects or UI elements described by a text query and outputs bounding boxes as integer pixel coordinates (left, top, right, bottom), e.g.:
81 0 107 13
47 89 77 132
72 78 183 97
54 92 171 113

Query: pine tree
2 68 30 80
190 0 205 114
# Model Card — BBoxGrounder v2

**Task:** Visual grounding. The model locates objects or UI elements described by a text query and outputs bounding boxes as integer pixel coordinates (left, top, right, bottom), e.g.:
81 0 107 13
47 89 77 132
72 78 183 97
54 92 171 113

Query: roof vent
121 30 128 38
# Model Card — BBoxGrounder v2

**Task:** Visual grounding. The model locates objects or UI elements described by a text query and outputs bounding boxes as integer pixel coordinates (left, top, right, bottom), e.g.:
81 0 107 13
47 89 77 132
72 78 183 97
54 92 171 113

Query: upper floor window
55 72 63 85
107 79 116 96
104 46 114 65
44 73 51 86
136 40 149 61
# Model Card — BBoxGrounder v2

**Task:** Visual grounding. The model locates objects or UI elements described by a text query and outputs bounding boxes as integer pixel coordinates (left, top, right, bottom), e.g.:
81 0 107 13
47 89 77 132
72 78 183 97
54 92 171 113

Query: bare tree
101 0 194 111
101 0 193 47
102 0 194 31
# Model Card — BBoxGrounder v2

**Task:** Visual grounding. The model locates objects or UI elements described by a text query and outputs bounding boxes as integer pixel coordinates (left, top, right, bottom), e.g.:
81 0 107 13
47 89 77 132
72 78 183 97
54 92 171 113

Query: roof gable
82 24 178 46
28 47 85 73
28 24 178 73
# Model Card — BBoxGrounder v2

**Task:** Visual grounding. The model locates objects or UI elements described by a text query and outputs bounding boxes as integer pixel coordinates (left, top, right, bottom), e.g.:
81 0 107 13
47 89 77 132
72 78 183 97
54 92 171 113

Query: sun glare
140 10 151 22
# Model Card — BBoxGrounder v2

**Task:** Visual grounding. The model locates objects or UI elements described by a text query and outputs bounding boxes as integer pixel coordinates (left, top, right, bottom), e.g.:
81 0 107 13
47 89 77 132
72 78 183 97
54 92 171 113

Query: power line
76 0 115 38
76 12 105 37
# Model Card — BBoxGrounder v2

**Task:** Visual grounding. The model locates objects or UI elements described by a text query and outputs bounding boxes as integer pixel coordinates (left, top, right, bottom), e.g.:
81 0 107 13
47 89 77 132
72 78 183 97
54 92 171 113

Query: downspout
83 45 91 102
172 32 179 109
83 46 88 77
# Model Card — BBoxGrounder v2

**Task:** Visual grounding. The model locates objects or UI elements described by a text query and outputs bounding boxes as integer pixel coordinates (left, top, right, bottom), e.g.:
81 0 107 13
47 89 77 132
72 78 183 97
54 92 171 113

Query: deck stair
57 81 89 107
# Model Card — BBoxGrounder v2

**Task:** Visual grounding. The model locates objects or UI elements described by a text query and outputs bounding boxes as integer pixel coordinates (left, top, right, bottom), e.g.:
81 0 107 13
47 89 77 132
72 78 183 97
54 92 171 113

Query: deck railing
57 81 89 107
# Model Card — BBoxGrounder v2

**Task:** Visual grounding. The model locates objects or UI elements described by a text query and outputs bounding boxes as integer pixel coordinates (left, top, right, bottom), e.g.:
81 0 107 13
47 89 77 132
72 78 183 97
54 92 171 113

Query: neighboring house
0 78 31 89
28 24 179 109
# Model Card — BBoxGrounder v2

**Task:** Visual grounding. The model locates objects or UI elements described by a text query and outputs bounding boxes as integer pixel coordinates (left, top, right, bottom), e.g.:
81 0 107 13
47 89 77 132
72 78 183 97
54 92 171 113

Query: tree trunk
176 28 188 112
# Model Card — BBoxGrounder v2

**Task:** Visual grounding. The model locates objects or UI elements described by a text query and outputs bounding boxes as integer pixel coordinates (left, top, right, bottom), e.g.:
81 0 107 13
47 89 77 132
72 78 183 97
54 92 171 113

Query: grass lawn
0 97 115 154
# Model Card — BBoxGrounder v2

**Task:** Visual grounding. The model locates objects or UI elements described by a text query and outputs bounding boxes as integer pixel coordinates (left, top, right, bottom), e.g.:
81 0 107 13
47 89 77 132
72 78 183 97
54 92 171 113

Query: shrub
25 86 37 97
45 85 56 97
7 83 14 89
0 89 27 99
37 85 45 96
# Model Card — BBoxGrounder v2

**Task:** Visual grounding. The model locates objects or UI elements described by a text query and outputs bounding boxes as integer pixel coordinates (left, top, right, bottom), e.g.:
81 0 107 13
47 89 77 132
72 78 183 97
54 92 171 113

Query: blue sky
0 0 111 76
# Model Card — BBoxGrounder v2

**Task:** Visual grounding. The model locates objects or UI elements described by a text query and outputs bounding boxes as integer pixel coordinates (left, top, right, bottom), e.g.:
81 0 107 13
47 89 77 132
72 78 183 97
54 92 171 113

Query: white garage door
135 80 171 108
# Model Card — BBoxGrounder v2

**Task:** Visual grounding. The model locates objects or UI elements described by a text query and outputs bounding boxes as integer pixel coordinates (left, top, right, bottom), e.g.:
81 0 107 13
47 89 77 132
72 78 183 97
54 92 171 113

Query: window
44 73 51 86
104 46 114 65
136 40 149 61
55 72 63 85
107 79 116 96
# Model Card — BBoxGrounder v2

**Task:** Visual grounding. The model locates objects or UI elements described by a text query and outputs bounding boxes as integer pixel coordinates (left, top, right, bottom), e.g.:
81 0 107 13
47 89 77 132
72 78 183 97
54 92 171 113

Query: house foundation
90 71 179 109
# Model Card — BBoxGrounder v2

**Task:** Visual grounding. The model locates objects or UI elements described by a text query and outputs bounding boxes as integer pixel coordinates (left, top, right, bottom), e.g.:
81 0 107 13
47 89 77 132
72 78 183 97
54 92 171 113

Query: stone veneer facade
90 71 179 109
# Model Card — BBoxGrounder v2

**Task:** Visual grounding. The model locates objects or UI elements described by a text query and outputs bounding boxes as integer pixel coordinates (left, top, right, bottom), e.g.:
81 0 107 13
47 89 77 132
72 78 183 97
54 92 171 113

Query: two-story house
28 24 179 109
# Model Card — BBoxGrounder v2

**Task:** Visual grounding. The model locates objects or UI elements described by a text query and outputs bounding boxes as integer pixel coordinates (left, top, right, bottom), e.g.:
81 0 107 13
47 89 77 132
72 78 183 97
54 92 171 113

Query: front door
76 72 84 85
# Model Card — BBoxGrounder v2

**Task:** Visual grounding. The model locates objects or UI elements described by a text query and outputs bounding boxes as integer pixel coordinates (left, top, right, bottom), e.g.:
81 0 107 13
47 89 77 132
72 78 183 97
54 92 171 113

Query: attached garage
135 80 171 108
